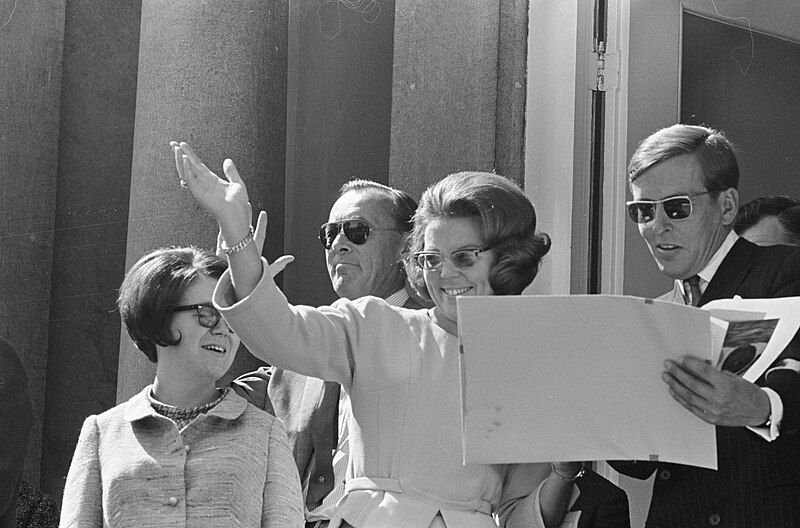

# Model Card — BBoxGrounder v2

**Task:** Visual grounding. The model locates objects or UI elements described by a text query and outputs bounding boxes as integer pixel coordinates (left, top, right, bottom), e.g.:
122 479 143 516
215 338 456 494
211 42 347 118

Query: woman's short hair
408 171 551 298
627 124 739 193
117 246 227 363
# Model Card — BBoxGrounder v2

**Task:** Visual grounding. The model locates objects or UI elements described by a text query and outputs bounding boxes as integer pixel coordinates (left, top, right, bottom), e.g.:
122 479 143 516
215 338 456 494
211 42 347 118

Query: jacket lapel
700 238 757 305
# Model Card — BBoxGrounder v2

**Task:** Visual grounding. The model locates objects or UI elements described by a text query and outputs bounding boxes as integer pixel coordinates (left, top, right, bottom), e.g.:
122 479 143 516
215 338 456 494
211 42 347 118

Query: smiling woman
60 246 303 527
172 140 591 528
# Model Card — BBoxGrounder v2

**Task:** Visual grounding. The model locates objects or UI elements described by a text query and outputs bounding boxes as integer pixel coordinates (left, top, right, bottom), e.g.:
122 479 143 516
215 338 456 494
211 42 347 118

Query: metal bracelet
221 226 254 255
550 462 585 481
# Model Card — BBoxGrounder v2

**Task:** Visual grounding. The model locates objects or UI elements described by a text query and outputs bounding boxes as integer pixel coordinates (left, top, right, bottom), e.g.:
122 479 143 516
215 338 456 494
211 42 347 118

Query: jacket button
168 496 178 506
709 513 721 526
184 444 190 453
658 469 671 480
318 476 325 483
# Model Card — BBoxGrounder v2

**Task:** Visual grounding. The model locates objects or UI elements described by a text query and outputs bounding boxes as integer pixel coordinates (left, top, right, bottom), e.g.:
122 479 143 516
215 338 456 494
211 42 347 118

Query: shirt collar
384 288 409 307
676 229 739 294
124 384 248 423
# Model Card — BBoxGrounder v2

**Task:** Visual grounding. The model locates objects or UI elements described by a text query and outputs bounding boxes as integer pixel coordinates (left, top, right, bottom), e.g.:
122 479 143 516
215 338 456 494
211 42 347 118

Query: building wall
2 0 525 504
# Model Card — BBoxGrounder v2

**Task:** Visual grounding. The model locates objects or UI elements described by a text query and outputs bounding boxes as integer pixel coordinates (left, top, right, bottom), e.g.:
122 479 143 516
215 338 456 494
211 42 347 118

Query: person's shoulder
231 366 275 413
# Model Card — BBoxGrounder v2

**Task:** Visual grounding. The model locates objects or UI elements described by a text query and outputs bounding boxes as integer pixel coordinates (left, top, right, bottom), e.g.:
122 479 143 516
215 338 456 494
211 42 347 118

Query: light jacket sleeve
60 415 103 527
262 418 304 528
214 257 391 388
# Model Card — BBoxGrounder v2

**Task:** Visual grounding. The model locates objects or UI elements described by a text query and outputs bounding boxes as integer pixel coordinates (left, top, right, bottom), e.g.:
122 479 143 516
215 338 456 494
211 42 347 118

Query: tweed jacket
60 386 303 528
234 291 425 512
0 336 33 528
215 259 568 528
613 238 800 527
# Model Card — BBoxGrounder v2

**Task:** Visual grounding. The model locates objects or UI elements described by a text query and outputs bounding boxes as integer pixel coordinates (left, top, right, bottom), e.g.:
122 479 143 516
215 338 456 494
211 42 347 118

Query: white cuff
747 387 782 441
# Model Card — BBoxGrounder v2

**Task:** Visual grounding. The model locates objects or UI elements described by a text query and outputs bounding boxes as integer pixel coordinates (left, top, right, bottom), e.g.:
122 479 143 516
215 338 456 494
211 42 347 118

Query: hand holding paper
662 356 771 427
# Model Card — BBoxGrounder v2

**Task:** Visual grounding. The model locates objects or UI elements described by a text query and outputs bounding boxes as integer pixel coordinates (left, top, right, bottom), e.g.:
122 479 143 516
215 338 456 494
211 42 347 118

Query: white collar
676 229 739 294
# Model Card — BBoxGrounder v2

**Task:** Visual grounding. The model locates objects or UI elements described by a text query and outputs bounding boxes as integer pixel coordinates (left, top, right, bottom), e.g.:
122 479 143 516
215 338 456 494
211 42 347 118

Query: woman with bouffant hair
173 141 585 528
406 171 551 302
61 246 302 527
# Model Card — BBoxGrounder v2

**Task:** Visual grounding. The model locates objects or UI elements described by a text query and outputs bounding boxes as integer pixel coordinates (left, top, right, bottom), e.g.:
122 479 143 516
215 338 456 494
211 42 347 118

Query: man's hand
663 356 771 427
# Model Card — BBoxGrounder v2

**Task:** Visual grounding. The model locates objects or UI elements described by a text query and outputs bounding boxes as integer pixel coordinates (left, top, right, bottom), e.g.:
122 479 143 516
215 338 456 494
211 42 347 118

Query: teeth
203 345 225 353
444 287 470 296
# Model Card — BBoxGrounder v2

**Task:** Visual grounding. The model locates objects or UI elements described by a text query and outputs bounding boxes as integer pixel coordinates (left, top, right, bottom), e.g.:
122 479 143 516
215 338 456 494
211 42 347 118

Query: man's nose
650 205 673 234
330 229 352 252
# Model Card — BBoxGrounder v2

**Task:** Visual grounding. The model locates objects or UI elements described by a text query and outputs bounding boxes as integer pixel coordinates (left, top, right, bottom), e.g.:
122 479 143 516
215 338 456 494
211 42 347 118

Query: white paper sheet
457 294 718 469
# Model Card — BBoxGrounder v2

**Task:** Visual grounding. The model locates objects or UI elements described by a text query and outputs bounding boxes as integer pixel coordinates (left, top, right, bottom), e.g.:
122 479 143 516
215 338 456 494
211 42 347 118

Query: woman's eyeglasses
626 191 714 224
412 247 491 271
172 303 230 331
318 219 401 249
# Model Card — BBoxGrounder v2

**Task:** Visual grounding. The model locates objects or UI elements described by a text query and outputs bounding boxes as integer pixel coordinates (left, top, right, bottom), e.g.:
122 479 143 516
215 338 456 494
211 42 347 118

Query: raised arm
171 141 263 301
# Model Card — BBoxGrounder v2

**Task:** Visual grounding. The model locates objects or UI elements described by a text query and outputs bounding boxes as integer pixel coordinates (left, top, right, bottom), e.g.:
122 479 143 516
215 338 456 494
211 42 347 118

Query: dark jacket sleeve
0 336 33 528
571 470 631 528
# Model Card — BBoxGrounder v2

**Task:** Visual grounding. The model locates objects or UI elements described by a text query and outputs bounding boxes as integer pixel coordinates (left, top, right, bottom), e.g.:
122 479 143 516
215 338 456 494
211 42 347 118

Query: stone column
118 0 289 401
0 0 66 489
390 0 500 197
39 0 142 500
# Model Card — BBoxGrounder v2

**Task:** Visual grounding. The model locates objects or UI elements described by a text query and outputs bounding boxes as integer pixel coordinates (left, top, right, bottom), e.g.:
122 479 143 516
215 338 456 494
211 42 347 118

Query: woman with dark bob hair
61 246 303 527
172 141 584 528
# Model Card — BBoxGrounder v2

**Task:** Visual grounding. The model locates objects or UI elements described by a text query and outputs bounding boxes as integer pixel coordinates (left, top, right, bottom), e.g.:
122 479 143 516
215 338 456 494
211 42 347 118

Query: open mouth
202 344 226 354
656 244 681 251
443 287 471 296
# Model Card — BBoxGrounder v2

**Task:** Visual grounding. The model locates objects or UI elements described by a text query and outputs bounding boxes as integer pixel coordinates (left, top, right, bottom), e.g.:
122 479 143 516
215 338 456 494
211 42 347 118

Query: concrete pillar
389 0 500 198
117 0 289 402
282 0 397 308
40 0 142 500
0 0 66 488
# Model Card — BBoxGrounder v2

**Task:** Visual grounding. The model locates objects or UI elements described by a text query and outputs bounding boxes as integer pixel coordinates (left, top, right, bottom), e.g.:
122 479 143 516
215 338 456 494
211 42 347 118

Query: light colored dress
60 386 303 528
215 259 575 528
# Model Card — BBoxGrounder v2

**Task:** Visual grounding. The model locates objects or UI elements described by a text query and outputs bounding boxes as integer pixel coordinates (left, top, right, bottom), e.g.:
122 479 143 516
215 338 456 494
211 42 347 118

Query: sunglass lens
416 254 442 270
343 221 370 245
627 202 655 223
196 305 221 328
451 250 478 269
663 197 692 220
320 223 344 249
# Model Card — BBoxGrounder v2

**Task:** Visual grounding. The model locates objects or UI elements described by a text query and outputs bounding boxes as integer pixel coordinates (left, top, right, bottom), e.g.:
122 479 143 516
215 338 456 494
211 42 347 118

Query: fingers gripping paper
457 295 718 470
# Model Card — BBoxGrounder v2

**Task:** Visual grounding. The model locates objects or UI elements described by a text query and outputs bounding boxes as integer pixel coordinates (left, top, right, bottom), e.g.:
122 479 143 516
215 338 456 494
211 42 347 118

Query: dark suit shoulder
231 366 275 415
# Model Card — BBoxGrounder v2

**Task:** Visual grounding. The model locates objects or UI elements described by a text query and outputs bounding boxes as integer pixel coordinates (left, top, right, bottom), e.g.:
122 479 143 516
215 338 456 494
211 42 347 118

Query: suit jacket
568 470 630 528
0 336 33 528
613 238 800 527
233 293 425 511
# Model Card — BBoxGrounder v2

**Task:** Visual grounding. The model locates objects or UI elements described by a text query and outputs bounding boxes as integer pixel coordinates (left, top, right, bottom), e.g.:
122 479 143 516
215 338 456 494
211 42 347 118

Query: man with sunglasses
235 180 426 528
612 124 800 527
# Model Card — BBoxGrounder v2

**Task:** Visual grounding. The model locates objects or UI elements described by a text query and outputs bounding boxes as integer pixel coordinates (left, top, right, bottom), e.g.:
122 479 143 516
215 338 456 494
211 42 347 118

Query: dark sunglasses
626 191 714 224
172 303 231 331
412 247 491 271
318 219 401 249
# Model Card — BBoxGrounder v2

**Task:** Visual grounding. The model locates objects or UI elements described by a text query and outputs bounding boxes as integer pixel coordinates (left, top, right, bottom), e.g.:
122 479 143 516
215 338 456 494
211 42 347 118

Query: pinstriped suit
614 238 800 527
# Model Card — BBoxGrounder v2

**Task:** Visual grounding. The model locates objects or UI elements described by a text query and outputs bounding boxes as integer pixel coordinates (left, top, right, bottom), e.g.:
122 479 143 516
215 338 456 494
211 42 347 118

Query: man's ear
719 187 739 226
